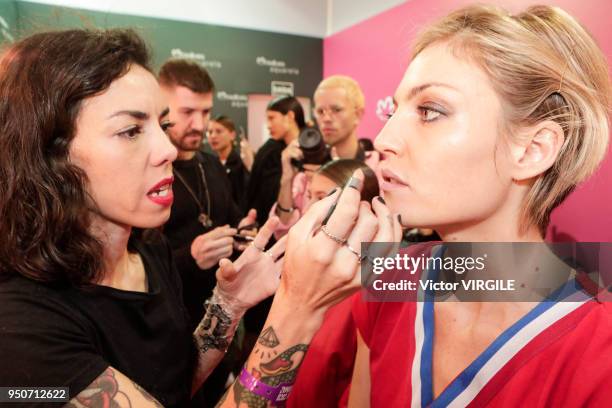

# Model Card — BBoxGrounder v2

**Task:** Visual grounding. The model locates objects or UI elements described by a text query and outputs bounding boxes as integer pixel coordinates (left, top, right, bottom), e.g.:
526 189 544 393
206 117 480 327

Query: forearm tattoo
229 326 309 408
194 297 237 354
66 367 162 408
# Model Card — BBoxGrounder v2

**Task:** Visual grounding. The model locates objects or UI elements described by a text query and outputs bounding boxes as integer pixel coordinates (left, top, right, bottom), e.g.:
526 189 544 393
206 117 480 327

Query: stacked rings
320 225 347 245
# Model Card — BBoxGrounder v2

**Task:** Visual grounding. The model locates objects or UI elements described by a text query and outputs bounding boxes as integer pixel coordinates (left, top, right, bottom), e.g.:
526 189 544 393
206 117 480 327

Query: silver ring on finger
345 243 361 261
264 250 275 259
321 224 347 245
251 241 265 252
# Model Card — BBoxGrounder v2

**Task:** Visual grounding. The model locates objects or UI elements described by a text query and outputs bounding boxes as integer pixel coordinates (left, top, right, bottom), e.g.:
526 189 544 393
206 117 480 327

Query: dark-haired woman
245 96 306 227
0 29 384 407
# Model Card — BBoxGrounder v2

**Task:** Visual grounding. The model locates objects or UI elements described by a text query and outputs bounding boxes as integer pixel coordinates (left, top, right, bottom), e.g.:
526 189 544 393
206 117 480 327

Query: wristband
238 367 293 405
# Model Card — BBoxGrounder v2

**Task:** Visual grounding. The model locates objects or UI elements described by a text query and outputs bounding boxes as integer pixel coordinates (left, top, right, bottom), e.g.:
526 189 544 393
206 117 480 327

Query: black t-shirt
245 138 286 227
163 151 243 330
0 239 194 407
223 148 250 210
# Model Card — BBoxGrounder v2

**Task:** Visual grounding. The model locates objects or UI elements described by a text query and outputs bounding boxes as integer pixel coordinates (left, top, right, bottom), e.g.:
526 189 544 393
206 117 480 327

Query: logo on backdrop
0 15 14 43
271 81 294 96
256 56 300 76
217 91 248 108
171 48 222 69
376 96 394 122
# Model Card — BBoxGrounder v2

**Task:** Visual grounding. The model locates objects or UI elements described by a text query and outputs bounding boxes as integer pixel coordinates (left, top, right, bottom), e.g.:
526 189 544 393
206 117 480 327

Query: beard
172 129 204 151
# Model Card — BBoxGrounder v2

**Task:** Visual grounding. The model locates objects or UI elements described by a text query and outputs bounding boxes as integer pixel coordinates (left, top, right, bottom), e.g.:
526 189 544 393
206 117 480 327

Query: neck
218 145 232 162
90 216 146 292
333 134 359 159
177 149 197 161
283 126 299 145
437 187 543 243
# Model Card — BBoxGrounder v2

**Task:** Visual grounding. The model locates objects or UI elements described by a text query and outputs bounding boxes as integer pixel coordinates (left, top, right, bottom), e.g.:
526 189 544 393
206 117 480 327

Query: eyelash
117 121 175 139
117 125 142 139
417 105 444 122
161 121 175 133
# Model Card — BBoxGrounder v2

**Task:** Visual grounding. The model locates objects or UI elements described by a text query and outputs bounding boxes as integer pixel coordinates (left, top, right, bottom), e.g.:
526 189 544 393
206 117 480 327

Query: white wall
23 0 328 37
327 0 406 35
22 0 407 37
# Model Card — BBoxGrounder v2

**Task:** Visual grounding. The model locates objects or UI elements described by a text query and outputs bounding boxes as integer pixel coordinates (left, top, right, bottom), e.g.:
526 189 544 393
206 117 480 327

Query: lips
380 167 409 191
147 176 174 206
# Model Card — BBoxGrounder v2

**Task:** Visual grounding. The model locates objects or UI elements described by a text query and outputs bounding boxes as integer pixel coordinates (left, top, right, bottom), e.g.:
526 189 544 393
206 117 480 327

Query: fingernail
326 187 338 197
377 196 386 205
345 176 362 191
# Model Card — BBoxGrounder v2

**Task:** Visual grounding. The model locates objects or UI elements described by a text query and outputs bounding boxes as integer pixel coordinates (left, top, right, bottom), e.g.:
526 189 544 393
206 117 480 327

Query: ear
229 131 236 141
286 110 296 122
509 120 565 181
355 106 365 121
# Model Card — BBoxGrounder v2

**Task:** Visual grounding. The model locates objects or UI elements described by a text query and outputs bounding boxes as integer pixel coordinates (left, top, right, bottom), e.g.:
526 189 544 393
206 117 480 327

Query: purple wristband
238 367 293 404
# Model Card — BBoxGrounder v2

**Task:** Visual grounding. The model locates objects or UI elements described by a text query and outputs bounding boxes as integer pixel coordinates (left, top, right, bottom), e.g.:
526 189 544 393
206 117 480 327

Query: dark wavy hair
267 96 306 129
0 29 151 286
318 159 379 203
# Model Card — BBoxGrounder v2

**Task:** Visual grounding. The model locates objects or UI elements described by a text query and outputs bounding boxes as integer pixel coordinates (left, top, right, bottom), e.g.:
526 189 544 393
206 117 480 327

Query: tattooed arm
216 295 325 408
66 367 163 408
191 289 245 395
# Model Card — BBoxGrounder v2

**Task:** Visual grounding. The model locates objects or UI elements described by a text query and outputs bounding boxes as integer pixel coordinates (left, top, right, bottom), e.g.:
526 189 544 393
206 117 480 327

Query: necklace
173 162 213 228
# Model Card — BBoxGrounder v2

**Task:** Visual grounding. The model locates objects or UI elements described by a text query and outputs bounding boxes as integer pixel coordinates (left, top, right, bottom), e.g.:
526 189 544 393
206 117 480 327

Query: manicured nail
326 187 338 197
377 196 386 205
345 176 362 191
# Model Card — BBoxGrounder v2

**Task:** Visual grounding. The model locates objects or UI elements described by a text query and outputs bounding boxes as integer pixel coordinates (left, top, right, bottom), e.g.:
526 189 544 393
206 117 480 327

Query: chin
134 209 171 229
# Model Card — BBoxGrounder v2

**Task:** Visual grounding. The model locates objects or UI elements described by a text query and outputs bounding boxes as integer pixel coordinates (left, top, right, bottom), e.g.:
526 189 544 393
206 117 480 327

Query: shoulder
0 277 108 395
256 139 284 157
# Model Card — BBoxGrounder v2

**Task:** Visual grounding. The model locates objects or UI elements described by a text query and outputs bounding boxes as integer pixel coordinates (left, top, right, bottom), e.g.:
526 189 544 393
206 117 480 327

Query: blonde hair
315 75 365 111
413 5 611 235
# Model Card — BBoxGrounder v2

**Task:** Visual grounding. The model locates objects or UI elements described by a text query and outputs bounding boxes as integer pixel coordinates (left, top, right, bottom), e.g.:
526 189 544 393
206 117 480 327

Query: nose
153 126 178 165
191 113 205 133
374 118 401 158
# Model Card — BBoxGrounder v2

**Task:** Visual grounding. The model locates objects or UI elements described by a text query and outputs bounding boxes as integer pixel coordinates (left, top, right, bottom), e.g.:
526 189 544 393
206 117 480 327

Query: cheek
388 117 510 226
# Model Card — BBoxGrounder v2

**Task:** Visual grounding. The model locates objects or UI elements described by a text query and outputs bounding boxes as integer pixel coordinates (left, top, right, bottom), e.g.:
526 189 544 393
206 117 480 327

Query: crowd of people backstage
155 58 390 406
1 3 612 408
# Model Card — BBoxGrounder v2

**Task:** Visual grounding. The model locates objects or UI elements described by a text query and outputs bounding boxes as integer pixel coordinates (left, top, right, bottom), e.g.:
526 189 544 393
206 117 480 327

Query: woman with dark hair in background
0 29 383 407
208 115 250 209
242 96 308 348
245 96 306 227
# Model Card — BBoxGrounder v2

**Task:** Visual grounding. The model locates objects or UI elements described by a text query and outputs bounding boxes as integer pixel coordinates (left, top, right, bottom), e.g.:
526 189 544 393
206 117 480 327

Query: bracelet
276 202 294 213
238 367 293 405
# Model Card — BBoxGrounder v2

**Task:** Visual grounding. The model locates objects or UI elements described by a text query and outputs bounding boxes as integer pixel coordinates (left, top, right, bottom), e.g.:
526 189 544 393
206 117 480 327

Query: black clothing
0 239 194 408
222 148 250 210
245 139 286 227
163 151 244 407
164 151 242 329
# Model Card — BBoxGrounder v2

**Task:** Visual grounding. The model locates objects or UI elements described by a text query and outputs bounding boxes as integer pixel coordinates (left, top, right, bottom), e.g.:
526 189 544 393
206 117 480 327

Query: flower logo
376 96 394 122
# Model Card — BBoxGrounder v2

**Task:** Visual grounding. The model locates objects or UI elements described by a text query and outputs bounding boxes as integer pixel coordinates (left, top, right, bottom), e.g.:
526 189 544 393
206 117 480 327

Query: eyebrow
108 108 170 120
109 110 149 120
401 82 459 102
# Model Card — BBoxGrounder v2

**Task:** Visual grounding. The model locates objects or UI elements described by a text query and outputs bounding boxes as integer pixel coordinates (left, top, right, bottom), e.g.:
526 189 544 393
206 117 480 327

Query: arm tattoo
66 367 130 408
66 367 163 408
194 302 234 353
231 325 309 408
257 326 280 348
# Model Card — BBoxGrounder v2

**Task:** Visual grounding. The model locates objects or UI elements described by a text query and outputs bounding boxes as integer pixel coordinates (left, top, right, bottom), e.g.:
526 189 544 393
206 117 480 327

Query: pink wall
324 0 612 241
